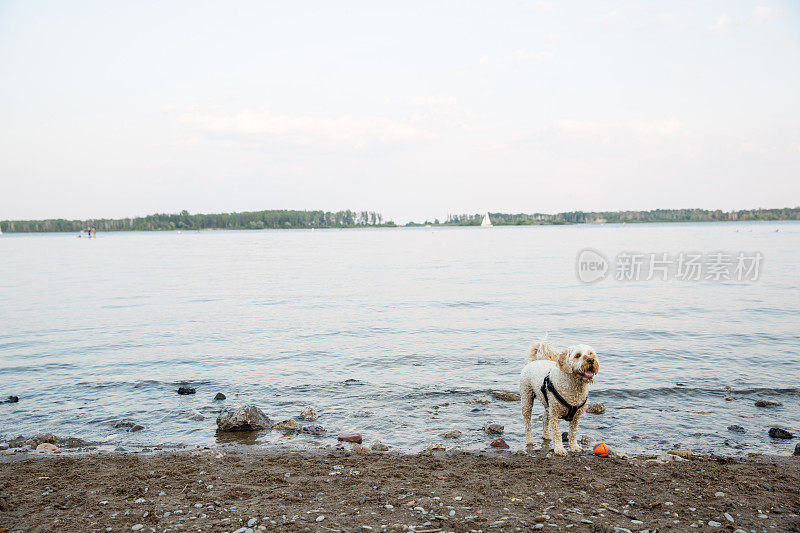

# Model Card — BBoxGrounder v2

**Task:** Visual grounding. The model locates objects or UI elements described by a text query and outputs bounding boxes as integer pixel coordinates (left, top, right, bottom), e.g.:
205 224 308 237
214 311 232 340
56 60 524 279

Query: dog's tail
526 333 553 364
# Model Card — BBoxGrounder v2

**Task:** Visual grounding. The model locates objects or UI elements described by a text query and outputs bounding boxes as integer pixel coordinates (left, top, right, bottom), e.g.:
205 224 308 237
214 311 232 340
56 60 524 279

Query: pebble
36 443 58 452
534 524 544 530
754 399 781 407
667 449 694 458
454 496 463 501
300 425 326 436
449 510 455 517
371 441 389 451
248 517 257 526
724 512 734 522
301 406 319 421
768 427 794 439
5 395 19 403
0 442 8 450
384 504 394 510
727 425 746 433
428 442 446 451
483 422 504 435
440 430 462 439
490 438 510 449
177 386 196 395
134 497 146 503
214 393 226 400
337 432 363 443
708 520 721 527
131 525 144 531
714 491 724 497
130 425 144 432
316 515 325 522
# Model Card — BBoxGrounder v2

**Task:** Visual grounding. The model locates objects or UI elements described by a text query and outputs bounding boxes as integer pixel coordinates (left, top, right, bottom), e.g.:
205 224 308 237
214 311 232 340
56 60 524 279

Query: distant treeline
2 207 798 233
410 207 800 226
1 210 394 233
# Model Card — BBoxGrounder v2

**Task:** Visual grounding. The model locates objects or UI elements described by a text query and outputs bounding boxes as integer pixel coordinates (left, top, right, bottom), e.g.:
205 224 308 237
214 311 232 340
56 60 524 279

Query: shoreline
1 447 798 532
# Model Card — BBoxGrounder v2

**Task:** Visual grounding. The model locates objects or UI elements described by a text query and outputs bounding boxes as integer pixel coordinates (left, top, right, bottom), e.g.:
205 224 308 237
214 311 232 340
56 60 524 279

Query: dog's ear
556 349 571 373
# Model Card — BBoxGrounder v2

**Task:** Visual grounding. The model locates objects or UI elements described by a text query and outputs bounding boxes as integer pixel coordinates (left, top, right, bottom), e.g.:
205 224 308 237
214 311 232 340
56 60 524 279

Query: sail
481 213 493 227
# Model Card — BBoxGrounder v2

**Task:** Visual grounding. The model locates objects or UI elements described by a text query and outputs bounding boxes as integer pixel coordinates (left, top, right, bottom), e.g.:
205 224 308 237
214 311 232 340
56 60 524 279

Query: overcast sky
1 1 798 223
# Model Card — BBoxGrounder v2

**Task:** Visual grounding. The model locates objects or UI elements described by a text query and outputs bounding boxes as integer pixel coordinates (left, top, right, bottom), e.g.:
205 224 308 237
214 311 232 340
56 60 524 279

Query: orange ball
593 442 610 457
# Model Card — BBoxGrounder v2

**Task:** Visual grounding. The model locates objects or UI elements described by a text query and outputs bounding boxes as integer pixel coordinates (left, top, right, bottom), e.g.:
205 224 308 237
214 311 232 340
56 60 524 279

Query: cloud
529 1 552 13
709 14 734 35
513 50 553 64
749 6 779 26
477 53 492 66
630 118 683 137
181 110 435 146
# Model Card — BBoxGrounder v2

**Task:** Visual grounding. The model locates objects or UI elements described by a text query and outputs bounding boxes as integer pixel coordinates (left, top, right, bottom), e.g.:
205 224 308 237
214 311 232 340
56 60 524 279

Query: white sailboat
480 212 493 227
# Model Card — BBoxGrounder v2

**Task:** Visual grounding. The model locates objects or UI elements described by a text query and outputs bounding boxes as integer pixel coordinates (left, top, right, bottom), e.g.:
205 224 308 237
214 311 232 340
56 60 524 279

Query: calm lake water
1 222 799 456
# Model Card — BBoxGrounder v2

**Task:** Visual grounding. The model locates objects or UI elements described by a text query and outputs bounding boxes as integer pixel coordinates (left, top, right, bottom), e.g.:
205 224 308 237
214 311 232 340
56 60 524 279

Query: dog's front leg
549 413 566 456
567 415 582 453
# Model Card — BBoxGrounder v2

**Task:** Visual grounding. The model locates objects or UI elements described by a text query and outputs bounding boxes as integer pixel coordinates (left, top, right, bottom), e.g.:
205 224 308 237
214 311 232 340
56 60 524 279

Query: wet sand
1 448 798 533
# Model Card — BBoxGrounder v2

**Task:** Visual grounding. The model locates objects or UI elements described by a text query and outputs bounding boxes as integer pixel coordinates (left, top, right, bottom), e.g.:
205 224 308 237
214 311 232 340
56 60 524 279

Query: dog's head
557 344 599 382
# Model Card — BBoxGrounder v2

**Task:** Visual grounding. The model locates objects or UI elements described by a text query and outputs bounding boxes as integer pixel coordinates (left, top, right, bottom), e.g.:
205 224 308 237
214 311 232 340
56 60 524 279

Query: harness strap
541 372 587 422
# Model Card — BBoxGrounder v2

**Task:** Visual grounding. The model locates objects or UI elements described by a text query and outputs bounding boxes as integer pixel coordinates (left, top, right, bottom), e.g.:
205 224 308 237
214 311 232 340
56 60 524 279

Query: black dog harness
541 372 587 422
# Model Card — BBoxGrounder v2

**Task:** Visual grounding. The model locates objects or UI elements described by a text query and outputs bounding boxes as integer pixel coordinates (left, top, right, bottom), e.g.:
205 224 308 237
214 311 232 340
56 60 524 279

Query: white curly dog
520 338 599 455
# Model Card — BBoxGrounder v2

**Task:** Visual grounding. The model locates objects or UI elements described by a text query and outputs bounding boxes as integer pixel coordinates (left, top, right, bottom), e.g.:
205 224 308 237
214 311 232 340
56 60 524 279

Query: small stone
114 422 135 428
274 419 300 431
454 496 462 501
492 391 521 402
535 515 548 522
36 442 58 452
727 425 746 433
483 423 504 435
440 430 462 439
131 525 144 531
768 427 794 439
216 405 272 431
724 512 734 523
708 520 721 527
428 442 446 451
337 432 362 443
177 386 196 395
579 435 590 445
0 442 8 450
714 491 724 497
586 402 605 414
449 510 455 517
5 395 19 403
316 515 325 522
300 406 318 421
490 438 510 449
214 393 226 400
581 519 593 524
248 518 257 526
794 443 800 456
371 441 389 451
754 399 781 407
353 444 370 451
299 425 326 435
130 425 144 432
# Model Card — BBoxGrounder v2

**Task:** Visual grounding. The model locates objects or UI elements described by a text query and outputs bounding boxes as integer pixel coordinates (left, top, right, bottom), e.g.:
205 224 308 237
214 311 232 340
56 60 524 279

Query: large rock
492 391 520 402
216 405 272 431
177 386 196 395
755 399 781 408
490 438 510 449
768 427 794 439
794 443 800 456
300 425 326 435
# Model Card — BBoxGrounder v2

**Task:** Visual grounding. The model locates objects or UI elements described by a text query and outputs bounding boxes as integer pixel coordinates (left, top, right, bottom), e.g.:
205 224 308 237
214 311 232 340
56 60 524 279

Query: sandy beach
1 447 798 533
